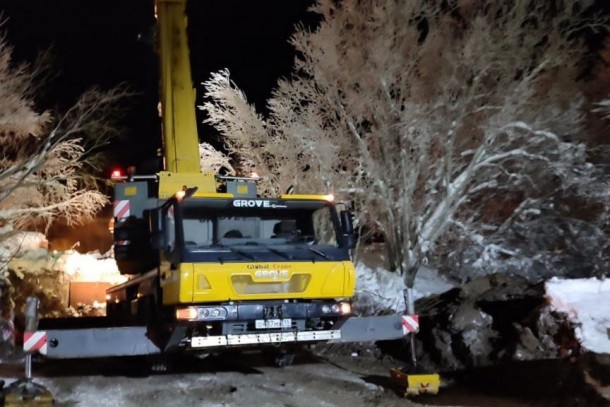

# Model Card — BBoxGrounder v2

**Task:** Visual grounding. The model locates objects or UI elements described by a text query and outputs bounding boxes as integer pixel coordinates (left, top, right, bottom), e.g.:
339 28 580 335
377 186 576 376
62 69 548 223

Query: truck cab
108 176 357 353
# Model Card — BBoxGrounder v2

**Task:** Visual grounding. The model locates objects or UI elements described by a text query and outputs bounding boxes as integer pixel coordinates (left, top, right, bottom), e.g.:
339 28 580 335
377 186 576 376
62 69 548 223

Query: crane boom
156 0 200 174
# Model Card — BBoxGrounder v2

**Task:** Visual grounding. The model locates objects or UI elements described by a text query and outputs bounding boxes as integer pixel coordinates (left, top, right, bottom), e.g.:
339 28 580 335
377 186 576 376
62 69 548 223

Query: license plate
255 318 292 329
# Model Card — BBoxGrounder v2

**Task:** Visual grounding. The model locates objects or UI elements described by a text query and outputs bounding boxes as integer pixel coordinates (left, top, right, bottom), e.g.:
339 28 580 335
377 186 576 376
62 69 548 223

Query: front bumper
189 314 407 349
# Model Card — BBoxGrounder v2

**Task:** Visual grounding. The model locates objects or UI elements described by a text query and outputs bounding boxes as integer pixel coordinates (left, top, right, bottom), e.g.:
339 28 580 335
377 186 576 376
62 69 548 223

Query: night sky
0 0 316 173
1 0 609 175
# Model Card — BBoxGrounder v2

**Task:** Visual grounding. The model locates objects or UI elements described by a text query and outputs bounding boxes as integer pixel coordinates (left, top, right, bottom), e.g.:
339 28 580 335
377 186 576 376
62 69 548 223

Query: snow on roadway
0 355 416 407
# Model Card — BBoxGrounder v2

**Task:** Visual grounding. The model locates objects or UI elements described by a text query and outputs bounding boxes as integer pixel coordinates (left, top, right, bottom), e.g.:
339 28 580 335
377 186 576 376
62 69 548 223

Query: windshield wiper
264 245 293 260
230 247 257 260
240 241 293 260
308 247 331 260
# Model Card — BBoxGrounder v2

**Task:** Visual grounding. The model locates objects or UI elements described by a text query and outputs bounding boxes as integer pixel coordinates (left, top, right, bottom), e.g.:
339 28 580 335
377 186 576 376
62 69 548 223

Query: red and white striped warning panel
114 200 130 219
401 314 419 334
23 331 48 355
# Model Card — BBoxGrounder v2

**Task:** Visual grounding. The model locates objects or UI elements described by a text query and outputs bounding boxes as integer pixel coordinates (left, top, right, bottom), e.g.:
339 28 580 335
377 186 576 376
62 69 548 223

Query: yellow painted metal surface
4 393 54 407
193 192 234 198
161 263 195 304
236 184 249 194
390 368 440 396
156 0 200 174
158 171 218 198
344 260 355 294
161 261 355 304
406 373 440 396
321 265 346 296
124 186 138 196
279 194 333 201
3 379 54 407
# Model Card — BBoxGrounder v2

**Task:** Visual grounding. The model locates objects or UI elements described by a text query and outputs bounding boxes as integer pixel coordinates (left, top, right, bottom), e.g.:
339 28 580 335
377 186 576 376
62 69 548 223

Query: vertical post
405 288 417 368
25 351 32 380
4 292 53 403
24 297 40 380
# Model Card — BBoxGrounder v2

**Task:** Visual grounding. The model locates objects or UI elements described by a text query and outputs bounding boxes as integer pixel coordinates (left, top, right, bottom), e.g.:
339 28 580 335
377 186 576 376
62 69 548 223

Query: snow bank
354 263 454 313
545 277 610 354
0 231 47 260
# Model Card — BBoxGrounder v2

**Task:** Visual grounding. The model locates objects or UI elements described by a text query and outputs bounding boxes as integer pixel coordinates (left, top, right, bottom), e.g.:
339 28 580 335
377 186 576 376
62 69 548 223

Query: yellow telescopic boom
156 0 201 174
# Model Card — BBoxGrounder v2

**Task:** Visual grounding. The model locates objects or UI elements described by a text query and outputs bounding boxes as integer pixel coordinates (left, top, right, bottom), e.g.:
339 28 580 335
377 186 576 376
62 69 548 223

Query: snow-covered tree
0 37 129 273
198 141 235 176
203 0 610 286
594 97 610 120
201 70 302 197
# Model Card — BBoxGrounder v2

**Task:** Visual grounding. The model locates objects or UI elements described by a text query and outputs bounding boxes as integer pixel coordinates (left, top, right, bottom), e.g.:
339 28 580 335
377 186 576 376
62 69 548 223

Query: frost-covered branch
0 37 131 247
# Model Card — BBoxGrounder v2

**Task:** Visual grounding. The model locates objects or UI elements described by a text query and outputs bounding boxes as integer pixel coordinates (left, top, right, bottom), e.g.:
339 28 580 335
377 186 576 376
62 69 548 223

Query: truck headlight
339 302 351 315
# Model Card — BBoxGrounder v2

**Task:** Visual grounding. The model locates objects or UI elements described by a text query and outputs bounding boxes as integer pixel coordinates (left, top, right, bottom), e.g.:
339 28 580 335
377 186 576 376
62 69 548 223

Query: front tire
271 349 296 367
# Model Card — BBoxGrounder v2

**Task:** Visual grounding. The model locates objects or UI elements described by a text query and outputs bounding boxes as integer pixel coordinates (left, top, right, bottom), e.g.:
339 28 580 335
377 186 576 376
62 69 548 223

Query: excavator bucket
390 367 440 396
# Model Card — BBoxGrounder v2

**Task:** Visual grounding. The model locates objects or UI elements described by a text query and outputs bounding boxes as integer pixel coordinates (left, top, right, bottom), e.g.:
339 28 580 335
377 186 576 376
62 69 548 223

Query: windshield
165 198 351 262
180 202 338 249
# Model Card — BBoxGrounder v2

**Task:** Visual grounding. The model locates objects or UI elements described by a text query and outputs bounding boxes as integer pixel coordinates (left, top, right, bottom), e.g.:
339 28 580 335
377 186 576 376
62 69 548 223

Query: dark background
0 0 316 173
1 0 609 174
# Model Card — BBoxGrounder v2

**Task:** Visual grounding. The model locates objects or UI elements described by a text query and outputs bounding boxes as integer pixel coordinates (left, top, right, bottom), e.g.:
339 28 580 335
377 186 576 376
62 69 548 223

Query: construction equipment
2 298 53 407
390 288 440 396
390 367 441 397
24 0 407 366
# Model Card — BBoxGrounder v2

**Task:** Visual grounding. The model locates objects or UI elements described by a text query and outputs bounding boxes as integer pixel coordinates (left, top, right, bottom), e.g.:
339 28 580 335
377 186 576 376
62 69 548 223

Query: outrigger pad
2 378 54 407
390 367 440 397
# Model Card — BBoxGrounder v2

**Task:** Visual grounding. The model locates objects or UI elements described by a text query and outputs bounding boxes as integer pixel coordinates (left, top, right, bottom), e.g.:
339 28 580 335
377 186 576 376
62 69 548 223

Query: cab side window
312 207 336 245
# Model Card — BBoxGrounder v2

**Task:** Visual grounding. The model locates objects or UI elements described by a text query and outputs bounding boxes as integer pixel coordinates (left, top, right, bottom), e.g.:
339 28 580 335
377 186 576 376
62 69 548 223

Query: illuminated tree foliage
198 141 235 176
203 0 610 286
0 37 129 276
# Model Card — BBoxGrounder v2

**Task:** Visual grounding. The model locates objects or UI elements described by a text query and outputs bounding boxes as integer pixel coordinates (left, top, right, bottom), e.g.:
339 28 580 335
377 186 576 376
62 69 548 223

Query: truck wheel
273 351 296 367
147 355 173 374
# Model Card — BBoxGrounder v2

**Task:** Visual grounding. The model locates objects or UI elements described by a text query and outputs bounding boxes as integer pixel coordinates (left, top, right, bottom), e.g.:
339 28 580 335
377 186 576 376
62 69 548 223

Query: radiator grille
231 274 311 294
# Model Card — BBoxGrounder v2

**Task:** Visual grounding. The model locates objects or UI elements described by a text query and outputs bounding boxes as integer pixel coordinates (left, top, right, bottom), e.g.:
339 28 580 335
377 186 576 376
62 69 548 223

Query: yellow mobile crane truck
33 0 407 365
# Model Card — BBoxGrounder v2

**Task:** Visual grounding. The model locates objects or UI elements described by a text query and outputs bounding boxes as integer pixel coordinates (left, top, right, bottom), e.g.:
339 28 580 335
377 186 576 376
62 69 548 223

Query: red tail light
110 168 124 180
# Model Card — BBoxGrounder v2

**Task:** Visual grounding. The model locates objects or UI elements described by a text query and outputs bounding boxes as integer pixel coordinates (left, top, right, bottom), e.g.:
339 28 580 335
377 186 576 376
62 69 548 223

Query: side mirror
340 210 356 249
340 210 354 234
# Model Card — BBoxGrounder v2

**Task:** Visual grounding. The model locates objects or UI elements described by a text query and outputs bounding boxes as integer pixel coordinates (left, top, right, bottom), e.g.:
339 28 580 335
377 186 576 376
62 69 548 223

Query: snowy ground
1 346 601 407
545 277 610 354
0 350 419 407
